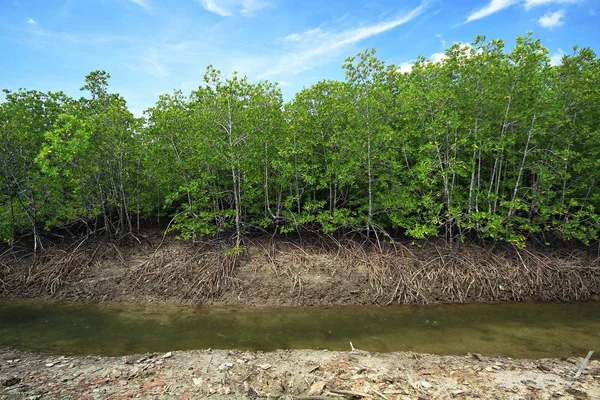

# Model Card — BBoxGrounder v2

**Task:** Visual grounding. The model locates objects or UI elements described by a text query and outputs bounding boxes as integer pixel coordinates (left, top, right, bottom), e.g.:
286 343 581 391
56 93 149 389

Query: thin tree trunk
509 115 536 218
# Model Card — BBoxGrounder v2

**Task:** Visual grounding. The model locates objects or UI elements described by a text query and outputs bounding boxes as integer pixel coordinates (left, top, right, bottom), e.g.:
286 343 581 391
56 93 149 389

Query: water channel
0 299 598 359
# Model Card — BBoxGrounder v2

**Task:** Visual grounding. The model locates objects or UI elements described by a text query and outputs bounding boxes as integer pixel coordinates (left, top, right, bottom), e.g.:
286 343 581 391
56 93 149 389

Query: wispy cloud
260 2 428 78
195 0 268 17
463 0 579 24
435 33 446 48
539 9 565 27
464 0 519 24
129 0 150 10
25 17 37 25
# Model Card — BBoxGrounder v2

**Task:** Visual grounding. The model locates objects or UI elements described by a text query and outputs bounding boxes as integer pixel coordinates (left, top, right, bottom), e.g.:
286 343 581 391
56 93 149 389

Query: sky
1 0 599 116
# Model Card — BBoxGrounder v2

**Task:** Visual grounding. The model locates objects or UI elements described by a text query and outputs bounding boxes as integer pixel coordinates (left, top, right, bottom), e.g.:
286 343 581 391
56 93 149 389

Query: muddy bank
1 347 599 399
1 233 599 306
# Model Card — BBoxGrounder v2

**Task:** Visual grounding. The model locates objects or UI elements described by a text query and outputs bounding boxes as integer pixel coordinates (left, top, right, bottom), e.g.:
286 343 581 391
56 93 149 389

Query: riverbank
1 347 599 399
1 232 599 306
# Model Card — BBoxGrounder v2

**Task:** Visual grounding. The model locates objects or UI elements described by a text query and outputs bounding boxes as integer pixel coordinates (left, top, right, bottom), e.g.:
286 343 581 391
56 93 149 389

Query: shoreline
1 348 599 399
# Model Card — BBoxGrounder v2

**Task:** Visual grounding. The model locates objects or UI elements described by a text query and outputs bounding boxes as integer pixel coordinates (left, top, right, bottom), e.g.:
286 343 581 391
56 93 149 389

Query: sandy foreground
1 347 598 400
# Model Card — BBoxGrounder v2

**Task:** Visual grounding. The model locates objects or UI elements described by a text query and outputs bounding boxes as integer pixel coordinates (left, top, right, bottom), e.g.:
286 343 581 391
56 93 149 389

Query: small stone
308 380 326 395
471 353 484 361
216 385 231 394
162 352 173 359
45 363 55 367
143 380 165 389
218 363 234 371
484 367 493 372
136 357 147 364
236 358 247 364
257 364 272 370
192 377 203 387
420 380 433 389
451 389 464 395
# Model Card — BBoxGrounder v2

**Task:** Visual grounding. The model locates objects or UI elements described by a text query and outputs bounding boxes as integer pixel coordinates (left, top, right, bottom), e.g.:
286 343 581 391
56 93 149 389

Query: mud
1 233 599 306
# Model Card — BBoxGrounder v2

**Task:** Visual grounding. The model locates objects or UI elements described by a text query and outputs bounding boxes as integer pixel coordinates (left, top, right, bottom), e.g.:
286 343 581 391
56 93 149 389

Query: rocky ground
1 347 598 400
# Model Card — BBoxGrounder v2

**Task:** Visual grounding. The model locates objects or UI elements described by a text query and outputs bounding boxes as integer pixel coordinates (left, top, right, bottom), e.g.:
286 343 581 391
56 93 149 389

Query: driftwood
574 350 595 379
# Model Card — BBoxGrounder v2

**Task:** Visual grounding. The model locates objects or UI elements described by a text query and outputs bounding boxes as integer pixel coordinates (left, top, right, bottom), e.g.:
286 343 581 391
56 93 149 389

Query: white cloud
430 52 447 63
196 0 268 17
550 48 565 65
463 0 579 24
538 9 565 27
260 2 427 78
396 61 414 73
25 17 37 25
396 42 474 73
129 0 150 10
465 0 519 23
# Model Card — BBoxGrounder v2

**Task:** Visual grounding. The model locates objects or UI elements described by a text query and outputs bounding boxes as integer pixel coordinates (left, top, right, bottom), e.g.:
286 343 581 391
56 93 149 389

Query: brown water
0 299 598 358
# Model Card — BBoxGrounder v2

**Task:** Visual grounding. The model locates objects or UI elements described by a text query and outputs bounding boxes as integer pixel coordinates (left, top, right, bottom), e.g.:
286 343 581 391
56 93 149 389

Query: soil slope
1 232 599 306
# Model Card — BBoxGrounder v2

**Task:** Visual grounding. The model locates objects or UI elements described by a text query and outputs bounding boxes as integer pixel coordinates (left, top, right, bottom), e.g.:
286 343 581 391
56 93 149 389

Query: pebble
420 380 433 388
192 377 203 387
308 380 326 395
162 352 173 359
218 363 234 371
143 380 166 389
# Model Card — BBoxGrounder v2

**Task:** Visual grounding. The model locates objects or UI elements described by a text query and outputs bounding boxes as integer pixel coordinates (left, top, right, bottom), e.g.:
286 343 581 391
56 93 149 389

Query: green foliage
1 35 599 247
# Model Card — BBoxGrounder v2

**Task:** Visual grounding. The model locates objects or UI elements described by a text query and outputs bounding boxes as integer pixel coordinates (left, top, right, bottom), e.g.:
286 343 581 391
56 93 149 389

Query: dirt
1 347 599 399
1 232 599 306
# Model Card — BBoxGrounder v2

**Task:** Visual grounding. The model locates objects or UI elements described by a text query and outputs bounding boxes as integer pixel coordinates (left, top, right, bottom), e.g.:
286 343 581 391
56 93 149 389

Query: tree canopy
1 34 599 249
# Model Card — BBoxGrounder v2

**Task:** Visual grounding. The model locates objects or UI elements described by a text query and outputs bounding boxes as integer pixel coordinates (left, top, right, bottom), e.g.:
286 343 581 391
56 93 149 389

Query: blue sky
1 0 598 115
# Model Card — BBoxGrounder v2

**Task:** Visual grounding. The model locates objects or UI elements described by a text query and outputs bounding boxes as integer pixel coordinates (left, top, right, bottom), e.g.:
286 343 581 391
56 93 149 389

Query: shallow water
0 299 598 358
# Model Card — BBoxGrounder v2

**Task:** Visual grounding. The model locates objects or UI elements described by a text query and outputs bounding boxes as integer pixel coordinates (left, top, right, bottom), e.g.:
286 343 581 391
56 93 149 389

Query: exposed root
1 232 598 305
126 241 240 302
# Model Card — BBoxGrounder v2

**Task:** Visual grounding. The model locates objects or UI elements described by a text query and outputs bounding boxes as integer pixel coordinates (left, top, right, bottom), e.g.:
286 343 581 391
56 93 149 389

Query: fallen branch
574 350 595 379
330 389 369 398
